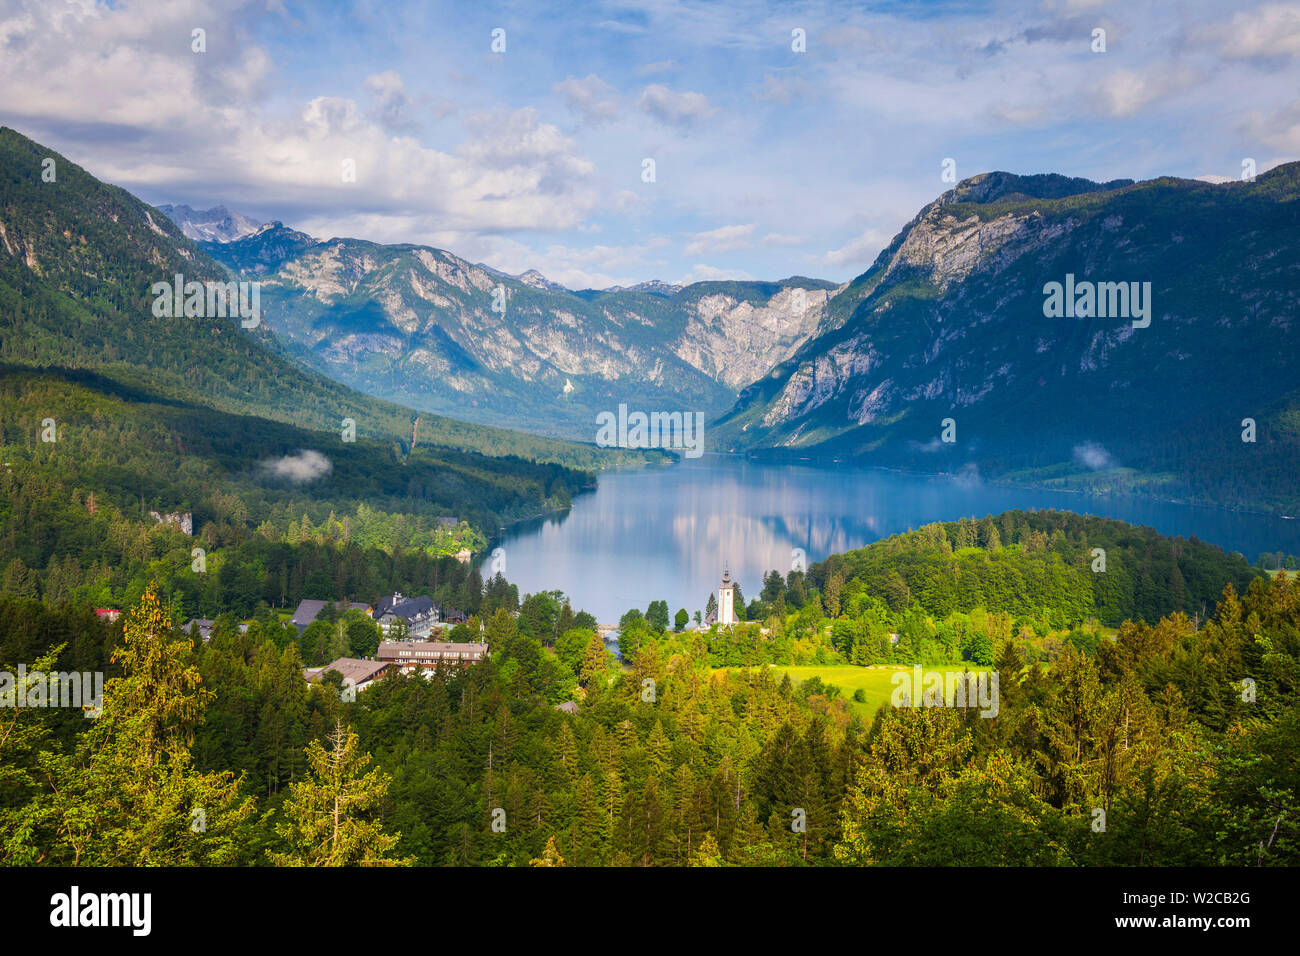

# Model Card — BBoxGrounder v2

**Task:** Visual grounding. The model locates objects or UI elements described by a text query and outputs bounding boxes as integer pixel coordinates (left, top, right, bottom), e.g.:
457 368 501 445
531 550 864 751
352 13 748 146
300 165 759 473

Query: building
455 548 472 565
95 608 121 623
303 657 392 693
181 618 215 641
289 599 372 635
707 565 737 627
376 639 488 673
554 700 579 714
373 593 439 638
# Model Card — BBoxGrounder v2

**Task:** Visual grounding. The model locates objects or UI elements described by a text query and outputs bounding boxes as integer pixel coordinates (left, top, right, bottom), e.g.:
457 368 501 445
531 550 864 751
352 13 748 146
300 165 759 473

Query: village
148 567 756 701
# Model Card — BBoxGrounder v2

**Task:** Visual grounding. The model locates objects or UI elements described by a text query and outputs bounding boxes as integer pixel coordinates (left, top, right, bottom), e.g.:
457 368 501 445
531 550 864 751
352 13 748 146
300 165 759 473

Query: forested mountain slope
718 168 1300 512
0 127 640 470
203 222 839 440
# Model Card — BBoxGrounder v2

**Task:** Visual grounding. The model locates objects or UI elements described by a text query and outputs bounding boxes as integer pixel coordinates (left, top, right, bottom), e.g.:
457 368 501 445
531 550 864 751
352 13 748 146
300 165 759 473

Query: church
705 565 738 627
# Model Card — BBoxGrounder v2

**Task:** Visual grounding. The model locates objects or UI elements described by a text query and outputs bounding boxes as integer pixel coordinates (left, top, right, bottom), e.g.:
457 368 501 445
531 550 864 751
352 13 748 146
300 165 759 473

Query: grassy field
725 663 991 719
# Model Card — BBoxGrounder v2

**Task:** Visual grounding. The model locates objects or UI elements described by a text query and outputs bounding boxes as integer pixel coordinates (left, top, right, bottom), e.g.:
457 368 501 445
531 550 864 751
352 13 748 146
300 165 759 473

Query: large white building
376 639 488 672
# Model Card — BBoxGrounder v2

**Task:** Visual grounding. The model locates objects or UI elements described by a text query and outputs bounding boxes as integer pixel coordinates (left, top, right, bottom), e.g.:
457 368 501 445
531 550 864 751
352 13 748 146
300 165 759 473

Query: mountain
716 168 1300 512
201 228 841 440
0 126 641 472
156 203 263 242
0 123 681 580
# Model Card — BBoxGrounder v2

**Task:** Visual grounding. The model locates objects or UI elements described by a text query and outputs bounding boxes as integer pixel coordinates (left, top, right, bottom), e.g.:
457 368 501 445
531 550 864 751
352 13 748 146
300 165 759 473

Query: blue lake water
486 455 1300 625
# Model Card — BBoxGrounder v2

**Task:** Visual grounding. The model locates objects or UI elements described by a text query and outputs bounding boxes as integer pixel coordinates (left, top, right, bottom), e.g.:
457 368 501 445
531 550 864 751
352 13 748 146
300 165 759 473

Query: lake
484 455 1300 625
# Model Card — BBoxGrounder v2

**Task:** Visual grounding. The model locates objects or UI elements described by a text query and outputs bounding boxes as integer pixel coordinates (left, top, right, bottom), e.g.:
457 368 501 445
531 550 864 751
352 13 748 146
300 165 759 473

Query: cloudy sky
2 0 1298 288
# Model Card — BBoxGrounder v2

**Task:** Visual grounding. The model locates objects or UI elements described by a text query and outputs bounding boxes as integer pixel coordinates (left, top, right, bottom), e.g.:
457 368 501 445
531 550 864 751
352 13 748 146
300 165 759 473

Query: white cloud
555 74 620 125
678 264 755 284
0 1 600 241
262 450 333 483
822 227 894 269
363 71 415 133
1091 67 1198 118
1242 99 1300 152
685 223 756 255
1213 4 1300 60
638 84 718 128
1073 441 1115 471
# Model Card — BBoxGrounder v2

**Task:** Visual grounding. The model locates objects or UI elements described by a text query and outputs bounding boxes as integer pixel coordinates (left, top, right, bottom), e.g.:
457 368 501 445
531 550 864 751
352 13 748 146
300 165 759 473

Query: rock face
716 168 1300 512
156 204 262 243
203 231 839 440
674 284 841 391
149 510 194 535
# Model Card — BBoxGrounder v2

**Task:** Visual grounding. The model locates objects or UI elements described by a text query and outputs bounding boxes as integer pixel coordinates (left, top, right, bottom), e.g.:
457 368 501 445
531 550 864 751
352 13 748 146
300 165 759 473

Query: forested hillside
718 166 1300 512
0 366 589 618
2 554 1296 866
805 510 1261 627
0 126 647 470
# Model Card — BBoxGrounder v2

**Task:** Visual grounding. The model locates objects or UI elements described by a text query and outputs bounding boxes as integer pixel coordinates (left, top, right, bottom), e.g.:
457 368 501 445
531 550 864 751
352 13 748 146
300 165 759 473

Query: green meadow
726 663 992 718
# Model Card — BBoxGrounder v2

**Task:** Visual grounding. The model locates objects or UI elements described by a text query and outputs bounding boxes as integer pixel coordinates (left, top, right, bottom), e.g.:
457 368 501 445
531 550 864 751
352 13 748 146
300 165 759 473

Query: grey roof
290 599 329 629
307 658 391 686
374 594 436 621
291 599 371 633
376 639 488 662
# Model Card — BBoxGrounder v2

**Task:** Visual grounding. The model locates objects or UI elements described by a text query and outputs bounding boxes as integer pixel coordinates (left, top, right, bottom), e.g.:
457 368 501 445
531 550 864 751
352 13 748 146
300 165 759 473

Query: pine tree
270 719 411 866
2 557 37 598
34 585 255 865
529 835 566 866
579 632 610 688
689 831 723 866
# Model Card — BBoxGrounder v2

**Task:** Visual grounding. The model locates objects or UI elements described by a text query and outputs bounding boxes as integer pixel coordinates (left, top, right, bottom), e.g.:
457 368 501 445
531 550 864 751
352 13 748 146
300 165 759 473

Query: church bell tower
718 565 736 627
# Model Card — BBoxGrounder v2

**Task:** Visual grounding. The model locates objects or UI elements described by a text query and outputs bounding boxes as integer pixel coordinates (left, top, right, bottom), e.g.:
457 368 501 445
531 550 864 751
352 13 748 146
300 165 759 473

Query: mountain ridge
0 125 646 472
716 163 1300 512
201 226 842 440
156 202 263 243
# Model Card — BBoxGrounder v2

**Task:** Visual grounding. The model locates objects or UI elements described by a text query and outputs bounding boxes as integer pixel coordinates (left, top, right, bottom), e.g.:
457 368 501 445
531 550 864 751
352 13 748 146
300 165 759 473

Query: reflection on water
484 455 1300 624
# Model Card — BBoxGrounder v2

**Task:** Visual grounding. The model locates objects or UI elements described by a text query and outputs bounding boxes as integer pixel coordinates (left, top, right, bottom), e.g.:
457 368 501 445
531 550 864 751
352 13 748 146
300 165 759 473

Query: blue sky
3 0 1299 287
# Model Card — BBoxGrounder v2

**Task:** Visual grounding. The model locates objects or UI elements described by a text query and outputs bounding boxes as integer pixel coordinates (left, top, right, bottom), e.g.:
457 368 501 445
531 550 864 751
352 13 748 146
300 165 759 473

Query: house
290 599 372 635
376 639 488 673
181 618 215 641
554 700 579 714
373 593 439 639
303 657 392 693
95 608 121 623
455 548 472 564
